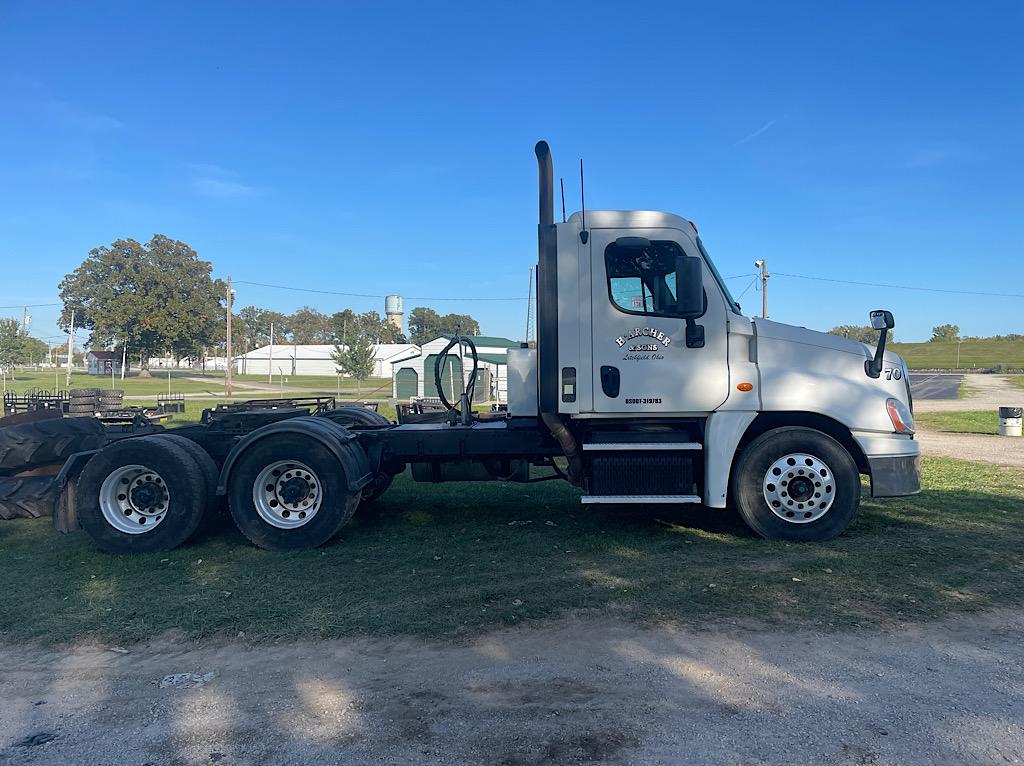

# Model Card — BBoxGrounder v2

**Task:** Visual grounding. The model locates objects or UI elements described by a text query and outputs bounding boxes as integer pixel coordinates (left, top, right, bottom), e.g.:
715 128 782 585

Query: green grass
232 373 391 394
916 410 999 435
1 457 1022 644
891 339 1024 370
3 370 230 396
2 370 392 398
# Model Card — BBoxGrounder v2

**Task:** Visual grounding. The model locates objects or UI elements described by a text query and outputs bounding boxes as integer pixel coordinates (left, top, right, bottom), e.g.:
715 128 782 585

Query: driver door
588 227 729 414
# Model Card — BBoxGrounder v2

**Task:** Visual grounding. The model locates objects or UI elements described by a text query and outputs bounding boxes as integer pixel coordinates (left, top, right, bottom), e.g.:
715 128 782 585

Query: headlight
887 397 915 435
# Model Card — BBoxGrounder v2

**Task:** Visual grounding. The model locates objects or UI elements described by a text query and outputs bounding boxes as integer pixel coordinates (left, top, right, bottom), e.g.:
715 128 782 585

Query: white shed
235 343 417 378
391 335 518 403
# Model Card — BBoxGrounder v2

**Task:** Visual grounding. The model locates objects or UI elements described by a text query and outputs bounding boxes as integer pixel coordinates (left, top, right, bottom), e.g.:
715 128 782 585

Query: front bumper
867 454 921 497
853 431 921 497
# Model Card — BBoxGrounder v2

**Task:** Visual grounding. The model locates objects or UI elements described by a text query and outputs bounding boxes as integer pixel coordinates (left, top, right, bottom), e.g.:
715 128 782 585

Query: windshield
696 237 742 315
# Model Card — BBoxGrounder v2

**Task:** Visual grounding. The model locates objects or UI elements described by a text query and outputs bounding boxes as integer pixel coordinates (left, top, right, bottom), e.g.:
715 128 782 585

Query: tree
930 324 961 343
58 235 225 368
238 306 290 347
0 318 21 371
332 330 375 395
19 335 48 365
828 325 893 343
331 310 405 345
407 307 480 344
289 306 333 344
0 319 48 369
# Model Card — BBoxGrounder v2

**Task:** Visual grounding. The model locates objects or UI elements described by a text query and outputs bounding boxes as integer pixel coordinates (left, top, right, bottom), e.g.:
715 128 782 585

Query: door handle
600 365 620 398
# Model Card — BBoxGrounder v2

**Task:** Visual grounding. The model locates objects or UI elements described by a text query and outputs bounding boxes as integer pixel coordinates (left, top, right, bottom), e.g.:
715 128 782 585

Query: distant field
891 339 1024 370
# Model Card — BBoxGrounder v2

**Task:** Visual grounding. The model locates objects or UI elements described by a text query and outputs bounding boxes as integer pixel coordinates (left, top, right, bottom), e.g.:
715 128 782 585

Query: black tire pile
68 388 101 416
68 388 125 416
0 415 106 520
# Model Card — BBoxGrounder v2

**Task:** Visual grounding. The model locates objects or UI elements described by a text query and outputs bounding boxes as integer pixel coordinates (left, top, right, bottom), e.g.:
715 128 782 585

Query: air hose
433 330 479 425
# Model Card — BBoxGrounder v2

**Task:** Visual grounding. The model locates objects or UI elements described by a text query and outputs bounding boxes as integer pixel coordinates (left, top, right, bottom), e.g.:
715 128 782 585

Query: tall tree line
57 234 483 368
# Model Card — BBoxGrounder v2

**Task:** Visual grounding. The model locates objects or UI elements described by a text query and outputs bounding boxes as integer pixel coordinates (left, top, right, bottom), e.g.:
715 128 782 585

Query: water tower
385 294 404 332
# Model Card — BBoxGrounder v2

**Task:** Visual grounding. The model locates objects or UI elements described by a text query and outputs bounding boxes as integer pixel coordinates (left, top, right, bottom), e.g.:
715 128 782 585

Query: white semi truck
54 141 920 553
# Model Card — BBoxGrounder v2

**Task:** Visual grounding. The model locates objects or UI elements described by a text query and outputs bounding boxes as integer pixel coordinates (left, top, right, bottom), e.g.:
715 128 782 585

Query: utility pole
225 277 234 397
754 259 769 319
268 322 274 385
65 309 74 389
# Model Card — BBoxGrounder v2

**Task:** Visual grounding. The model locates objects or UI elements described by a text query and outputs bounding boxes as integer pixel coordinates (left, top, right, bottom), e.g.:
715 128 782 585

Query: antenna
579 158 589 244
559 178 566 223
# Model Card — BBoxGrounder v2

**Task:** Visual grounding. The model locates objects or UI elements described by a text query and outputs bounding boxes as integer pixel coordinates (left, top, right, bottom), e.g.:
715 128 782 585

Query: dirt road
3 612 1022 765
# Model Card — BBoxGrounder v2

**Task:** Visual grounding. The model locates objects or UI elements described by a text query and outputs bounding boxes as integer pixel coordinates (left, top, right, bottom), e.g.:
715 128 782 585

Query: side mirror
675 255 704 318
870 309 895 330
865 309 895 378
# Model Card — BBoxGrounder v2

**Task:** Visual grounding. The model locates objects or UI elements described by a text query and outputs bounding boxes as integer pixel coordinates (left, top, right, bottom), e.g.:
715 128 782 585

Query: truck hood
752 318 911 433
753 318 903 367
754 319 871 358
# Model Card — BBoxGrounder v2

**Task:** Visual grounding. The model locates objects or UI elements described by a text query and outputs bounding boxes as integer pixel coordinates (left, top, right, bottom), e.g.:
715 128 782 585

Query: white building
86 351 122 376
235 343 418 378
391 335 518 403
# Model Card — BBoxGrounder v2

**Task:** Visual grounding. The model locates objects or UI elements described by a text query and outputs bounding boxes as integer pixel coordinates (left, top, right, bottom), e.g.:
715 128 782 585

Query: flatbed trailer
54 141 920 553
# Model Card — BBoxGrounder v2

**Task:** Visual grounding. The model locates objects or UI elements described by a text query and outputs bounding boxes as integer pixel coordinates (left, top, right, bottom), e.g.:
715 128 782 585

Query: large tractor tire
0 476 59 520
0 416 106 476
730 427 861 542
228 433 360 551
320 407 397 501
76 435 207 554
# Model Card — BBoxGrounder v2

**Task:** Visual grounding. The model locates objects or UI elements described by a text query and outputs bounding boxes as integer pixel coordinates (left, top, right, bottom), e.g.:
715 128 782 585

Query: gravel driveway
3 612 1023 765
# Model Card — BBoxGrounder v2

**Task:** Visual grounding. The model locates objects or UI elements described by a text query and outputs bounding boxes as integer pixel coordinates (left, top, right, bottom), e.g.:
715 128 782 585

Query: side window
605 239 684 316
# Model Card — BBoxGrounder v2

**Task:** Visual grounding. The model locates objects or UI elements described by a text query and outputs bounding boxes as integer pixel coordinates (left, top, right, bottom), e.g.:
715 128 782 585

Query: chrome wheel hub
99 464 170 534
252 460 322 529
762 453 835 524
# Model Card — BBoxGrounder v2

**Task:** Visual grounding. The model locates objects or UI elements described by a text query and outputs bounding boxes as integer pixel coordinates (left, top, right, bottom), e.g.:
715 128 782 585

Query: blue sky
1 1 1021 347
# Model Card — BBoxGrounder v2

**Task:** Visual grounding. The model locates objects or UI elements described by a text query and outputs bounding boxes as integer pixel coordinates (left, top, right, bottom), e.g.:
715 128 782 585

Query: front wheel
730 427 861 542
228 434 360 551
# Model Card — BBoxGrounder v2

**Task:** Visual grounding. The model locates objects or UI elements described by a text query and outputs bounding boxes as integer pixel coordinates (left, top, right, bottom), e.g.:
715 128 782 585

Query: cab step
580 494 702 505
582 442 702 451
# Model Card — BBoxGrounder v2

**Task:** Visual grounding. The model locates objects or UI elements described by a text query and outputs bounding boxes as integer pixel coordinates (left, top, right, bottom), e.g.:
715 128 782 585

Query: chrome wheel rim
99 464 170 534
252 460 322 529
762 453 835 524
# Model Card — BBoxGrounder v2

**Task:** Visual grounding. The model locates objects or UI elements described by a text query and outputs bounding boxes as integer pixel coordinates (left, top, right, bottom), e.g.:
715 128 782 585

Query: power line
233 279 526 301
773 271 1024 299
0 302 61 309
734 277 758 301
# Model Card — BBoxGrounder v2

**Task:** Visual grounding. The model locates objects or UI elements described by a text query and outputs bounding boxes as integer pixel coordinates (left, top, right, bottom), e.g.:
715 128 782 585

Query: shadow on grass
0 457 1022 644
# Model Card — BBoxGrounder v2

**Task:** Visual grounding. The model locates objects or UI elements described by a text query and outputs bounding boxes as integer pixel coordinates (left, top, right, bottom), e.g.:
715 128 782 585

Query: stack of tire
98 389 124 415
68 388 101 417
0 413 107 520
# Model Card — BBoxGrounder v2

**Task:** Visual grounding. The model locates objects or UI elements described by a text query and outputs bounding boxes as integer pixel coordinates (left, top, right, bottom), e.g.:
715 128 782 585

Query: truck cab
522 141 919 540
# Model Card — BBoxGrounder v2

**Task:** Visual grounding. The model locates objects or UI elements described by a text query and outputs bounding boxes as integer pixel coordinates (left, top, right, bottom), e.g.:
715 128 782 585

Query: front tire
228 434 360 551
730 427 861 541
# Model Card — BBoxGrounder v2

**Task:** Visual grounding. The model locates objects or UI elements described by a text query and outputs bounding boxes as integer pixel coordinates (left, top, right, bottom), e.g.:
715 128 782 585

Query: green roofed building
391 335 520 403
